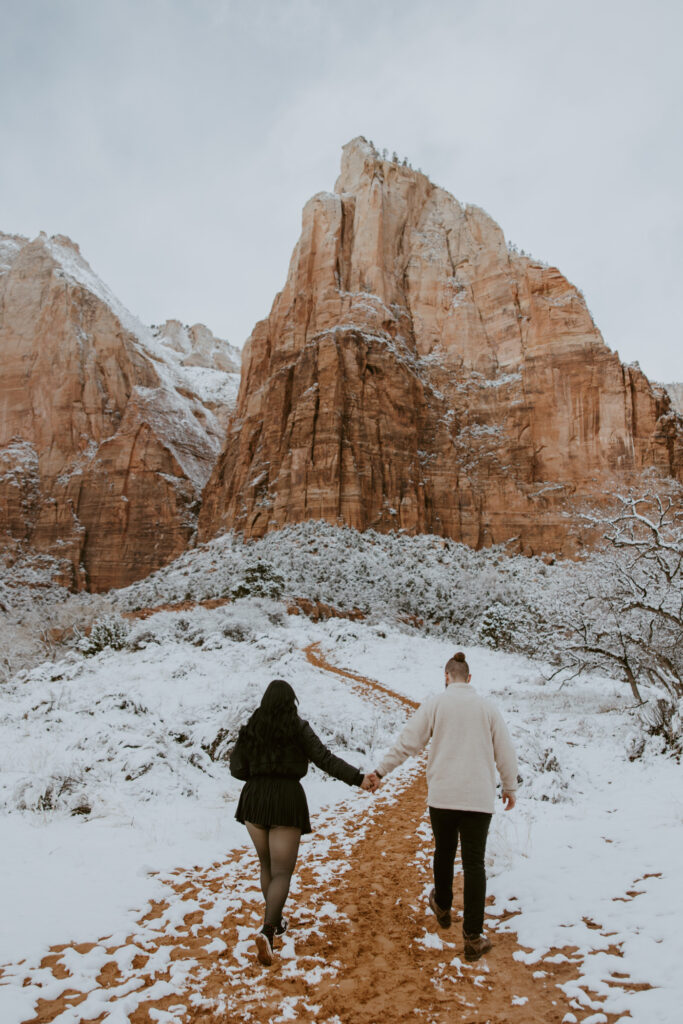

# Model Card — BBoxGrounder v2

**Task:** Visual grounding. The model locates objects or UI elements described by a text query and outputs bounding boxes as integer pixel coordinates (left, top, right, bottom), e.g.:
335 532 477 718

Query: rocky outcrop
198 137 683 554
0 232 239 590
151 320 241 431
153 320 241 374
661 382 683 417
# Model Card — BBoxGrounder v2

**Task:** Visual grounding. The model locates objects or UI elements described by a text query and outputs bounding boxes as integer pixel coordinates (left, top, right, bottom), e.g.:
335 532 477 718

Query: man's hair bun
445 652 469 679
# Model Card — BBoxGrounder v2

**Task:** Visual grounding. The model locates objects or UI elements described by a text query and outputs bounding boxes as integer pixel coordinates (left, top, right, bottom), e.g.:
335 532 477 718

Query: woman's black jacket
229 717 363 788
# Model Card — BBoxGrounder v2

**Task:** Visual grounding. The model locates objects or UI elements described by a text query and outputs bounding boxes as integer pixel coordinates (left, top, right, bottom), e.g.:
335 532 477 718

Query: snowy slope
0 600 681 1022
44 234 239 401
0 604 402 965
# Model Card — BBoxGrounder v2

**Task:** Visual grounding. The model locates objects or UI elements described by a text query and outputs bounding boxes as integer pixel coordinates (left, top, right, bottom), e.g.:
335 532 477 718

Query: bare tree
555 489 683 704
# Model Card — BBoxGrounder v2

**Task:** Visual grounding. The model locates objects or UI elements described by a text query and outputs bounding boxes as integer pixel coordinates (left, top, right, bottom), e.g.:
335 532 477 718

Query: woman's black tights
246 822 301 928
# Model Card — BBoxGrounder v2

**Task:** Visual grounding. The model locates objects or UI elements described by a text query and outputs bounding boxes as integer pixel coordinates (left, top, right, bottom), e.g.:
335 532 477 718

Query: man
372 651 518 962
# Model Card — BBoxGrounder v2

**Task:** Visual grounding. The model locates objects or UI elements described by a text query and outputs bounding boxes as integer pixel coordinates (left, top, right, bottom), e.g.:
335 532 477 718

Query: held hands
502 791 516 811
361 771 382 793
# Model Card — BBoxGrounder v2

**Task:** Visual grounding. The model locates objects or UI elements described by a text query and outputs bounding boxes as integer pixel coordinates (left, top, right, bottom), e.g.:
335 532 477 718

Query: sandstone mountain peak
2 145 682 589
333 136 425 194
43 231 83 255
198 140 682 552
0 231 239 590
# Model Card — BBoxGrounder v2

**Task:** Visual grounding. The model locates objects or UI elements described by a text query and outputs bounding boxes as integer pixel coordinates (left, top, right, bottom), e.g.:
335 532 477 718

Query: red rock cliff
198 137 682 553
0 232 238 590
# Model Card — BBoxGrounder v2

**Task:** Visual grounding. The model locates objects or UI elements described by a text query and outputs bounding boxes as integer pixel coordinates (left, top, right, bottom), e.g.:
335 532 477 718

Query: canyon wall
198 137 682 554
3 140 680 591
0 233 239 590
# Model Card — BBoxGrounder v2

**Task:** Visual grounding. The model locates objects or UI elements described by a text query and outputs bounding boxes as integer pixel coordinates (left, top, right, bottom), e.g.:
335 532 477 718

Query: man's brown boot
463 930 492 961
428 888 452 928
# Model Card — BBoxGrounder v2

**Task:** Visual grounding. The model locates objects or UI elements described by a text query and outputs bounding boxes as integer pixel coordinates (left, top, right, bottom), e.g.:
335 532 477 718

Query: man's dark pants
429 807 492 935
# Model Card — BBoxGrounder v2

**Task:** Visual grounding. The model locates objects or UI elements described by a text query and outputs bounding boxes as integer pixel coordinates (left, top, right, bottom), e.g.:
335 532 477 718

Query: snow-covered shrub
14 772 91 816
243 598 288 629
221 621 252 643
626 695 682 762
478 601 518 650
228 563 285 601
535 747 561 773
640 696 682 759
171 615 205 647
514 733 569 803
323 712 395 759
476 599 552 656
127 625 163 651
123 599 287 658
78 615 130 656
625 732 647 762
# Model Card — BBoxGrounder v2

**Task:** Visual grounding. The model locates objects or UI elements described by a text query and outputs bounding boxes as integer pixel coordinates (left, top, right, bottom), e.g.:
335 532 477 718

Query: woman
230 679 375 965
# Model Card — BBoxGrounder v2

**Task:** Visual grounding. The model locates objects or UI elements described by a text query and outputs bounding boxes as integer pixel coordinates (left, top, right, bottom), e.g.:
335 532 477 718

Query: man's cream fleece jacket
377 683 518 813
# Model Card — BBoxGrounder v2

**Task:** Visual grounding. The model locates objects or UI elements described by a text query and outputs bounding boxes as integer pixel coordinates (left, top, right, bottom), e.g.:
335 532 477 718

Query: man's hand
361 772 382 793
502 791 516 810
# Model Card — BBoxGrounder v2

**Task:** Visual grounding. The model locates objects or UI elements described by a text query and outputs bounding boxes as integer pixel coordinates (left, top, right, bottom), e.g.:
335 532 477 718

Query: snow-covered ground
0 600 681 1022
0 603 402 966
324 626 682 1022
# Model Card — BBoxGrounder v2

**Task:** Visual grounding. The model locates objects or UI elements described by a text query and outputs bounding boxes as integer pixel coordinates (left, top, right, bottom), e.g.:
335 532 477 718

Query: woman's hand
502 791 516 810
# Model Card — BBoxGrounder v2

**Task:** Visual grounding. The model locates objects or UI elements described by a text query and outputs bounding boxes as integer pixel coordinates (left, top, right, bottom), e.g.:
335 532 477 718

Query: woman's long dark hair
241 679 300 749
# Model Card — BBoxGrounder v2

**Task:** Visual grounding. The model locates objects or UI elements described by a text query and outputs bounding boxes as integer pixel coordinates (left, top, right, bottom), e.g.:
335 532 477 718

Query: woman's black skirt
235 776 312 834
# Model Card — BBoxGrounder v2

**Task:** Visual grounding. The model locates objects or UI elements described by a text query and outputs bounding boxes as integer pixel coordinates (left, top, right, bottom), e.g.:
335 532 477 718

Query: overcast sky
2 0 682 381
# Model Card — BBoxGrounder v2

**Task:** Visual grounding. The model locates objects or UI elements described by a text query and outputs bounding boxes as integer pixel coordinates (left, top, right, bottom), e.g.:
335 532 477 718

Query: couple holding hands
229 652 518 967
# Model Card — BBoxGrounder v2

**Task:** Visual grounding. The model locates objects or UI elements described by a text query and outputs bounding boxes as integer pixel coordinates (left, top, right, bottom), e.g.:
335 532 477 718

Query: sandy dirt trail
10 643 625 1024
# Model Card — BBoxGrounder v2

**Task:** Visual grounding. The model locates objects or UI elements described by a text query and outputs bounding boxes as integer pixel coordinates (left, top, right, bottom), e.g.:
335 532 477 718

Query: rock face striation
199 137 683 553
0 232 239 590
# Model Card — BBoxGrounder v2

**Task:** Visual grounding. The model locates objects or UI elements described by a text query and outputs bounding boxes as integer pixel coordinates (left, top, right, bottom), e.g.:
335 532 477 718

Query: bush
127 626 162 651
229 563 285 601
477 600 547 655
478 602 516 649
203 726 235 762
78 615 130 656
626 733 646 762
14 773 91 815
172 615 205 646
641 696 682 759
